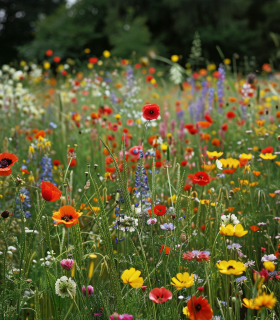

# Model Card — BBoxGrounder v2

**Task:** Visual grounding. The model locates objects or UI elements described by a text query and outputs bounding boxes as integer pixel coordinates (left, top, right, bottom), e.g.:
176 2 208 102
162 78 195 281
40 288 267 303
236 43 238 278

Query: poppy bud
141 286 147 292
180 233 186 242
1 210 9 219
172 214 175 219
278 136 280 141
197 286 204 292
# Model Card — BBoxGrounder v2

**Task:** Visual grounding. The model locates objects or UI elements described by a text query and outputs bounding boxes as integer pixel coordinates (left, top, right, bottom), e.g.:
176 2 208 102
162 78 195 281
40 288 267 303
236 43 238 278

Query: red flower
0 153 18 176
53 56 61 63
261 247 266 252
45 50 53 56
53 160 61 166
197 286 204 292
184 184 192 191
153 204 166 216
261 146 273 154
185 124 194 130
187 295 213 320
253 269 269 283
129 146 143 158
146 75 153 82
188 128 198 135
42 181 62 202
89 57 98 64
226 111 236 119
204 114 213 123
193 171 210 187
149 287 172 303
35 130 46 139
221 123 228 131
142 104 160 121
68 158 77 167
180 160 188 167
200 225 206 231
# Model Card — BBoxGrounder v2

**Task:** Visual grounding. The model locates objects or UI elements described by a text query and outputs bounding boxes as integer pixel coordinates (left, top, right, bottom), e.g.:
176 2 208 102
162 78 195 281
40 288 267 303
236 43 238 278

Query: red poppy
135 63 141 69
187 295 213 320
155 161 162 168
180 160 188 167
142 103 160 121
204 114 213 123
226 111 236 119
188 128 198 135
149 287 172 303
20 169 30 175
46 50 53 56
129 146 143 158
68 159 77 167
53 160 61 166
61 70 67 76
185 124 194 130
222 169 236 174
159 244 170 256
53 56 61 63
200 225 206 231
0 153 18 176
196 121 212 129
89 57 98 64
193 171 210 187
262 63 272 73
184 184 192 191
154 204 166 216
146 75 153 83
261 146 273 154
42 181 62 202
221 123 228 131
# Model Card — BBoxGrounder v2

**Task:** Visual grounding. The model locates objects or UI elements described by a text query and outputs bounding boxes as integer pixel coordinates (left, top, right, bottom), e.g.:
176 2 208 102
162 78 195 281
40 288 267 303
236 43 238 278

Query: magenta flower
82 285 94 297
60 259 74 270
110 313 133 320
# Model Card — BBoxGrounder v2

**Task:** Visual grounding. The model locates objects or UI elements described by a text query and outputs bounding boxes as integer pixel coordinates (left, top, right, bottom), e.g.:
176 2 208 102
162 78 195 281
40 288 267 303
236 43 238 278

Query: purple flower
82 285 94 297
60 259 74 270
160 223 176 231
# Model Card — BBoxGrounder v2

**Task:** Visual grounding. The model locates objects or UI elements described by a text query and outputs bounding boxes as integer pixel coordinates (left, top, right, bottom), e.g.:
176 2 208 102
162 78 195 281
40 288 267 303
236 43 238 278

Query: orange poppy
42 181 62 202
222 169 236 174
35 130 46 139
250 226 259 232
212 138 220 147
228 97 237 102
228 207 235 212
20 168 30 175
269 193 276 198
253 171 261 177
0 153 19 176
52 206 82 228
187 295 213 320
197 121 212 129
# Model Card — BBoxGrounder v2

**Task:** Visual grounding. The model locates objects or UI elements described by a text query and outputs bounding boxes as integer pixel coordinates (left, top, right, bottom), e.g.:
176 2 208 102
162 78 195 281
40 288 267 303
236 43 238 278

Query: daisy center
0 158 12 168
61 215 73 222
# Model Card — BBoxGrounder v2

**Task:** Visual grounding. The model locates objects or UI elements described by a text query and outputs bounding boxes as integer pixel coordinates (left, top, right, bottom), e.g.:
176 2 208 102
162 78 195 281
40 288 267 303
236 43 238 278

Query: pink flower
110 313 133 320
149 287 172 303
82 285 94 297
60 259 74 270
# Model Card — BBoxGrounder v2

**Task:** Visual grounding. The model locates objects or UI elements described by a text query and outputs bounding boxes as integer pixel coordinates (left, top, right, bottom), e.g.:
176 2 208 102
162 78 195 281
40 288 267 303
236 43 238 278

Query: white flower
261 254 277 262
216 159 223 170
55 276 76 298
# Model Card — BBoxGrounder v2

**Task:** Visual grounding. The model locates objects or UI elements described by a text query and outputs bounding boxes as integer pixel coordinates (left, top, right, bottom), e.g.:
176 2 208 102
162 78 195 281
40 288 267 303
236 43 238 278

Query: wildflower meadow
1 49 280 320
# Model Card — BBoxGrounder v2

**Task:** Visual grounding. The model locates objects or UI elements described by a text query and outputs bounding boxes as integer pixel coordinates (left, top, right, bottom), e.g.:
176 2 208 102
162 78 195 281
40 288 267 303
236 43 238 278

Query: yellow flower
220 224 248 237
171 272 194 290
240 180 249 186
103 50 111 58
234 224 248 237
43 61 51 69
161 143 168 151
168 194 177 206
87 63 93 69
115 114 121 120
242 298 259 310
260 153 277 160
104 172 111 179
167 133 172 138
263 261 275 272
224 58 231 65
240 153 252 160
216 260 247 275
254 292 277 310
84 48 91 53
150 78 156 85
201 164 216 172
136 119 141 125
200 200 210 205
171 55 179 62
256 119 265 127
121 268 143 288
20 61 26 67
207 64 216 71
182 306 190 317
220 224 235 236
206 151 223 158
219 158 240 169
